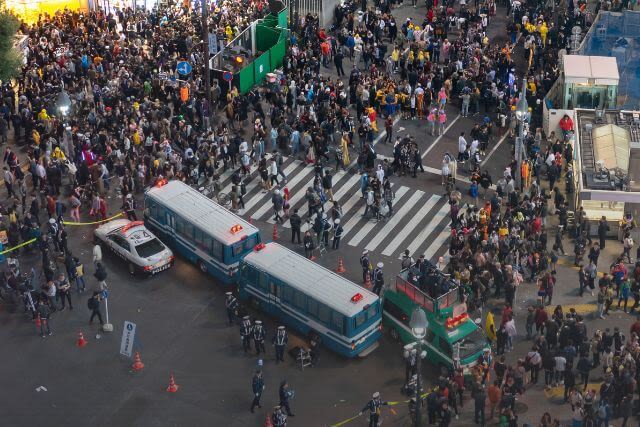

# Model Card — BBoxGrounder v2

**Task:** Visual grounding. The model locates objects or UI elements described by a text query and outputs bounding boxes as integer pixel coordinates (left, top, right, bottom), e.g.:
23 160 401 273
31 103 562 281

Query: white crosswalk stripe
264 171 317 223
365 190 424 252
242 162 302 213
253 163 314 221
405 202 450 257
382 194 441 257
234 162 458 259
347 186 409 247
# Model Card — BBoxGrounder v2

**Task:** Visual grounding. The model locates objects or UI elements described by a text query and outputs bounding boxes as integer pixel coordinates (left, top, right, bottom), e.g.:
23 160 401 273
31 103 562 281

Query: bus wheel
197 260 207 273
390 328 399 341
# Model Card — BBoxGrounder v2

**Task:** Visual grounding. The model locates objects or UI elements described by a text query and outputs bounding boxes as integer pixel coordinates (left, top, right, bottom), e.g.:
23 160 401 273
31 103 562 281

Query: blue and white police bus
144 180 261 284
238 242 382 358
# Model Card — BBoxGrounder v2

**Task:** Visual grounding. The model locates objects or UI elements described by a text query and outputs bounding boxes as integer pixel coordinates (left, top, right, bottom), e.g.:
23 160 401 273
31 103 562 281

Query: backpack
87 297 94 310
240 182 247 195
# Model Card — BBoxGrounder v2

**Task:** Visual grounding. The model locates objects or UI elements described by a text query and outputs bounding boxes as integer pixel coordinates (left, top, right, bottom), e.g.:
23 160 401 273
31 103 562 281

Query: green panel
270 39 286 69
253 52 271 86
256 24 280 53
238 64 255 95
277 8 288 29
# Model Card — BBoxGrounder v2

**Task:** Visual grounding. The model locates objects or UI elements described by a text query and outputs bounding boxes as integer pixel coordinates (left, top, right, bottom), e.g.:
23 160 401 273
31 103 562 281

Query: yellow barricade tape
0 238 37 255
62 212 124 226
330 392 430 427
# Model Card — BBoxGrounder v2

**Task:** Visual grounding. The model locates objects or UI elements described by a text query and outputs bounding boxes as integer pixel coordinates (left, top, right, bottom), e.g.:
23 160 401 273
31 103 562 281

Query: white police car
94 219 174 276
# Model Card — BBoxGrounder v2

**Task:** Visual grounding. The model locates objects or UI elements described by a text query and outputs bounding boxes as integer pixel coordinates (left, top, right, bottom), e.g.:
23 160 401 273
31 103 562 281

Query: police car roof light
230 224 243 234
156 178 168 187
350 293 363 303
254 243 266 251
121 221 145 233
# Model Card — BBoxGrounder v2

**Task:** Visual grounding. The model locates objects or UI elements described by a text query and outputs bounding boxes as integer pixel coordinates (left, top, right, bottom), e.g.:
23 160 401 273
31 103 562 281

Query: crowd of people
0 0 638 422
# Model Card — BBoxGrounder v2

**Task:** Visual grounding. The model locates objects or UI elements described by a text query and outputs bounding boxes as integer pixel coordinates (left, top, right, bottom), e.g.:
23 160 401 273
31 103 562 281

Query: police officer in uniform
279 380 295 416
373 262 384 295
250 370 265 413
360 250 371 283
273 326 288 363
321 213 331 247
124 193 137 221
225 292 238 326
290 208 302 244
360 392 388 427
240 315 252 353
253 320 266 355
332 219 343 249
271 405 287 427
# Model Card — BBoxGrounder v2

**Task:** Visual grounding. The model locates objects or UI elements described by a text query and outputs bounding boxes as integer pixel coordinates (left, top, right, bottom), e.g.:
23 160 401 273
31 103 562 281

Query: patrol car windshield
453 328 486 359
135 238 165 258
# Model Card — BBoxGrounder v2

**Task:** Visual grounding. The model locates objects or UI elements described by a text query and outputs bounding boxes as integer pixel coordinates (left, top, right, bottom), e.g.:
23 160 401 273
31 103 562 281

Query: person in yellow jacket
38 109 48 122
539 21 548 46
485 310 496 342
51 146 66 161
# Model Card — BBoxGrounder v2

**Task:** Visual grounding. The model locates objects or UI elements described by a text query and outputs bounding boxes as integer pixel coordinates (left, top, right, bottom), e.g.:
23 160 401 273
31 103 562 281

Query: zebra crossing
214 157 457 262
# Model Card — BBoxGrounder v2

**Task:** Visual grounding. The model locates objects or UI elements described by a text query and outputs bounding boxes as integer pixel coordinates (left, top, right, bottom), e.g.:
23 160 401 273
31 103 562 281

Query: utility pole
201 0 212 118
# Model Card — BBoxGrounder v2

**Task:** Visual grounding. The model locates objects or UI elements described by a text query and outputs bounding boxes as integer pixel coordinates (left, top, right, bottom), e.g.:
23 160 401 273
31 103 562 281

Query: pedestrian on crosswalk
360 173 368 198
272 189 284 223
383 181 394 217
321 214 331 247
269 158 279 187
290 209 302 244
322 171 334 201
332 219 343 249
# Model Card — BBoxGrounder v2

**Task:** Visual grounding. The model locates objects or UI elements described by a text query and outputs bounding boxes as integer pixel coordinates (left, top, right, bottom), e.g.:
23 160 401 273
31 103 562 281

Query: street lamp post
515 78 528 190
410 307 428 427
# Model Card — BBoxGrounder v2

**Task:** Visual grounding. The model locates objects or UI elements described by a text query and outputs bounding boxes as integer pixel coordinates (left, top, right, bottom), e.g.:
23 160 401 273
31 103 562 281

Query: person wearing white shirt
269 159 279 187
375 164 384 182
458 132 467 163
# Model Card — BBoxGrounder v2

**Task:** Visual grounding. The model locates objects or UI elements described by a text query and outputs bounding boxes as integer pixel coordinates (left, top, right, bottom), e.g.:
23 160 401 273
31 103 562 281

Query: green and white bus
382 264 490 375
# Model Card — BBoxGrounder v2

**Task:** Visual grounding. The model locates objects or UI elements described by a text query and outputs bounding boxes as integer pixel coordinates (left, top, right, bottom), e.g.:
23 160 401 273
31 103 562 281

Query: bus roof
145 180 259 245
243 242 378 317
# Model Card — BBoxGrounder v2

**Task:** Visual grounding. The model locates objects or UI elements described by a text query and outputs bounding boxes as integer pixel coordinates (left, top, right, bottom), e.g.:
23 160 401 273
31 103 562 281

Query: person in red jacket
559 114 574 140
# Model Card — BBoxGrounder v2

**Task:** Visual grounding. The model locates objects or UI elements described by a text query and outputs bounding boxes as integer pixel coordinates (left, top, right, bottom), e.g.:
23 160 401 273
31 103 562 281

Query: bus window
244 264 257 283
243 235 256 251
307 298 319 318
283 286 294 305
426 329 436 343
232 242 244 257
439 337 453 357
354 311 366 329
212 240 223 261
366 303 378 320
149 202 158 219
331 311 344 334
269 281 279 297
258 272 268 292
318 303 330 325
293 290 306 310
195 228 212 252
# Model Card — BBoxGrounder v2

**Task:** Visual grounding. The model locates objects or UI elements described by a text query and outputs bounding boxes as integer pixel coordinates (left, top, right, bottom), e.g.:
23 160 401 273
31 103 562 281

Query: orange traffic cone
336 257 346 273
166 373 179 392
263 414 274 427
132 352 145 371
363 272 372 289
272 224 279 241
76 331 88 347
34 315 41 328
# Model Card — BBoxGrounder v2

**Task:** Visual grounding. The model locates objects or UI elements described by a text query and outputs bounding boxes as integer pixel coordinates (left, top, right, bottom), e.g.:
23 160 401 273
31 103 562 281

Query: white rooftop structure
593 124 631 172
563 55 619 86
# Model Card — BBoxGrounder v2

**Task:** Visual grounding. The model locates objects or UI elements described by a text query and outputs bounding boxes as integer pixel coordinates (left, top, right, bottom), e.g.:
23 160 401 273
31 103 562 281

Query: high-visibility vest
180 86 189 102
